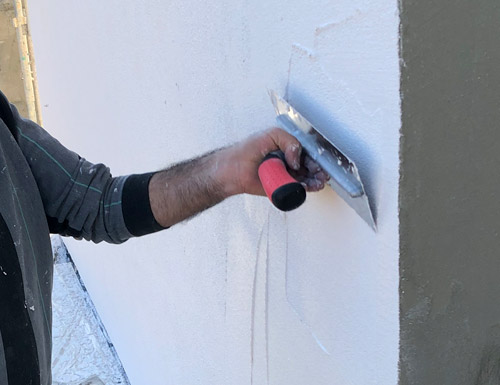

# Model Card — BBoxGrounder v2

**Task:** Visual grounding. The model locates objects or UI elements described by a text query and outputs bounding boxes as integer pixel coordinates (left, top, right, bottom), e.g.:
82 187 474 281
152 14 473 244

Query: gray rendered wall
399 0 500 384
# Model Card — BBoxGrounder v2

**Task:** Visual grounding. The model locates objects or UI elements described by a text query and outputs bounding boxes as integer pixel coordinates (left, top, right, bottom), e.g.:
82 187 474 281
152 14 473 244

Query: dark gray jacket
0 90 162 385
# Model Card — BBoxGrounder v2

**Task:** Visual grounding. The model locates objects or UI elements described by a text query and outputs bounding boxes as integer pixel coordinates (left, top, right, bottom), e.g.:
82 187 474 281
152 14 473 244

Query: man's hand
149 127 329 228
220 127 329 196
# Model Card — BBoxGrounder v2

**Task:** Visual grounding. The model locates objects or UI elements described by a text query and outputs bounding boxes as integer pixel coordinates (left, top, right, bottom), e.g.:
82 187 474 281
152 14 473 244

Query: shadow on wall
284 85 378 219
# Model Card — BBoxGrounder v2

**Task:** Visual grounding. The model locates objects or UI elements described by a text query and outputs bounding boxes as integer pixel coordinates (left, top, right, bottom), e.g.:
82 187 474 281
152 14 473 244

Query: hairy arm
0 89 326 240
148 149 229 228
149 127 329 228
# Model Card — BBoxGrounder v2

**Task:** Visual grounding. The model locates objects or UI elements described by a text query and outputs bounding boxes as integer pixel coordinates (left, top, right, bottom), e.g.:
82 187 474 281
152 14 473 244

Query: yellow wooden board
0 0 41 124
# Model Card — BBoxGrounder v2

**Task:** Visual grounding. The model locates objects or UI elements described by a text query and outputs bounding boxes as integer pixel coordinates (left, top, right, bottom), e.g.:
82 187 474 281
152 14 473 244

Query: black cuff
122 172 166 237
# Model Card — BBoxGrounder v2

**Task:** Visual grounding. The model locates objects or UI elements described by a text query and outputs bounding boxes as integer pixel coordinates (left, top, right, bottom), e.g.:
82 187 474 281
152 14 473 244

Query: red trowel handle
258 151 306 211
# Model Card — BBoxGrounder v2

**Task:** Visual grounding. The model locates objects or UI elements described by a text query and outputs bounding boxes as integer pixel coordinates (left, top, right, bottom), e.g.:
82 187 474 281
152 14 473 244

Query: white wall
29 1 400 384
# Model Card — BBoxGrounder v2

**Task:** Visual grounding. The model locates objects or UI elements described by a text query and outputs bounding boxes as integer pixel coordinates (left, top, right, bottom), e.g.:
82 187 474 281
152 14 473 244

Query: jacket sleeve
6 101 164 244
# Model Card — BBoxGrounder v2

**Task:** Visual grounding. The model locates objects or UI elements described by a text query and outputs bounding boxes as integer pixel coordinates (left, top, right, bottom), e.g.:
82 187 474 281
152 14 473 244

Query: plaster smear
279 3 400 384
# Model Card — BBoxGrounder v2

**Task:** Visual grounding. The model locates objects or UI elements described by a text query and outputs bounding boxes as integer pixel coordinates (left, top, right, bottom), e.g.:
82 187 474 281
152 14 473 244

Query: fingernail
301 182 307 189
288 144 301 170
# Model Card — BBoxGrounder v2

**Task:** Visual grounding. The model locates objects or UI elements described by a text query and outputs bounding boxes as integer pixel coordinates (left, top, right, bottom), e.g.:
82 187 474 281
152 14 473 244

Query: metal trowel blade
269 90 376 231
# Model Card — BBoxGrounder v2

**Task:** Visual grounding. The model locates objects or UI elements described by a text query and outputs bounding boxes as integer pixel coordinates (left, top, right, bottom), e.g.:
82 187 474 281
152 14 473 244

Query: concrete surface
399 1 500 384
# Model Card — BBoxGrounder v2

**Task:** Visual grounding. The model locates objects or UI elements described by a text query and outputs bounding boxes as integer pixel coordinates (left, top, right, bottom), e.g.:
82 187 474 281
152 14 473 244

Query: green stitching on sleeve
103 200 122 208
17 126 102 194
18 126 124 211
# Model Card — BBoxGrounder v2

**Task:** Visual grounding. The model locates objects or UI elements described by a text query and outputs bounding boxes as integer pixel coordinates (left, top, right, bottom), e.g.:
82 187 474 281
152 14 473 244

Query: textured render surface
29 1 400 384
399 1 500 384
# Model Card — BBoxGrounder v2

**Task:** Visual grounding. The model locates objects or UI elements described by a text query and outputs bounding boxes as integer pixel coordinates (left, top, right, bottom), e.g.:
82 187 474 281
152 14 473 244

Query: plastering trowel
257 90 376 231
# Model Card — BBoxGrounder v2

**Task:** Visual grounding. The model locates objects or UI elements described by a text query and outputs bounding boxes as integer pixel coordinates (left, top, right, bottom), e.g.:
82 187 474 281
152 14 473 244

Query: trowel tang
258 151 306 211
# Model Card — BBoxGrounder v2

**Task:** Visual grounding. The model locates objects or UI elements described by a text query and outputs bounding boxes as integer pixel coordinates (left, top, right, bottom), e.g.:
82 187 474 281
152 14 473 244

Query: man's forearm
147 127 329 229
148 148 237 228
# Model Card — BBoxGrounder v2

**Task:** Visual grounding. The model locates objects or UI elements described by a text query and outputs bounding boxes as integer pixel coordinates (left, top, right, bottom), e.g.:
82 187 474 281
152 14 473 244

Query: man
0 89 328 384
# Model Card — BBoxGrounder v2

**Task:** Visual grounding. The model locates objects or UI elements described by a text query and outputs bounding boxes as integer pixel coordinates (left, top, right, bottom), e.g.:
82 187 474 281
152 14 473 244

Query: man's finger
266 127 302 170
285 143 301 170
305 178 325 192
314 170 330 183
304 155 321 173
297 175 326 192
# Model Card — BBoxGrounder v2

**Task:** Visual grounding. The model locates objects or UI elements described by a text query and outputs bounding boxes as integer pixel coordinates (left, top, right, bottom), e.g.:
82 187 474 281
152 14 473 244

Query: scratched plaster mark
314 9 364 42
291 43 316 61
285 53 293 100
265 211 270 384
249 212 272 385
224 249 228 321
250 224 266 385
285 43 317 100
